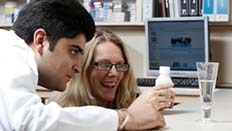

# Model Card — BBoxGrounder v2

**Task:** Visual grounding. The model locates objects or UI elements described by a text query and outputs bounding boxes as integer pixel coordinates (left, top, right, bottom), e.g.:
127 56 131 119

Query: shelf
96 21 232 27
0 23 13 28
0 22 144 28
95 22 144 27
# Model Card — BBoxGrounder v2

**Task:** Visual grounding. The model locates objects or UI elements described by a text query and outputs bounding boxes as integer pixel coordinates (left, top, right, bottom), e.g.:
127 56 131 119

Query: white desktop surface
157 89 232 131
139 86 201 96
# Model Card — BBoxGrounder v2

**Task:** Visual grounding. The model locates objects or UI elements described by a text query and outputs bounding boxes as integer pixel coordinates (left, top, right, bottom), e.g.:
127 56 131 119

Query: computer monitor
145 17 209 78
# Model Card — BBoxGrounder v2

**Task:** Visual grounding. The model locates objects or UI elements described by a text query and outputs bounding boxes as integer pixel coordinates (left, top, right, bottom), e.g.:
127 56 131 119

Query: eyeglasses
91 61 129 72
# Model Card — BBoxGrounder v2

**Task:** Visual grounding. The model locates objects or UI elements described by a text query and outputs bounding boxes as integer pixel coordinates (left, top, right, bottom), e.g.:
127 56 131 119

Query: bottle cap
159 66 170 75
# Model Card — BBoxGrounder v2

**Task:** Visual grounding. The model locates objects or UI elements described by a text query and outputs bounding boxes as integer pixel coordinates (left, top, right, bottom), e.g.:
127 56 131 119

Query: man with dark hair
0 0 174 131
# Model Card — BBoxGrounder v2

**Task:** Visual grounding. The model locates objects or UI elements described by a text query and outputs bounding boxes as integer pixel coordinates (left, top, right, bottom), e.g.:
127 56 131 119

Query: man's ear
33 29 47 55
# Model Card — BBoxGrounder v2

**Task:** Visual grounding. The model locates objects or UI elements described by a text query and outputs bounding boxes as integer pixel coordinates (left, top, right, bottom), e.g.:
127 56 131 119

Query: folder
198 0 203 16
153 0 159 17
180 0 189 16
164 0 170 17
174 0 181 17
169 0 175 17
142 0 153 21
158 0 166 17
215 0 229 22
203 0 215 21
189 0 198 16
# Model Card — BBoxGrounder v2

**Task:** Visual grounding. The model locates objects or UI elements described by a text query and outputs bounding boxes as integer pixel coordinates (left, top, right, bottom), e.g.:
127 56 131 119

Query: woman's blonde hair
51 29 137 109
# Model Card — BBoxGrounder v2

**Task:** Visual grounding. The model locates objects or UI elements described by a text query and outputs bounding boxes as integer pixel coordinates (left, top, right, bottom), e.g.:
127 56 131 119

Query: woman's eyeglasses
91 61 129 72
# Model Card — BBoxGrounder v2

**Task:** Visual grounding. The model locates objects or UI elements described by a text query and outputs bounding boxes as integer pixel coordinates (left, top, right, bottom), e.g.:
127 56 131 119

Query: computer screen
145 17 209 78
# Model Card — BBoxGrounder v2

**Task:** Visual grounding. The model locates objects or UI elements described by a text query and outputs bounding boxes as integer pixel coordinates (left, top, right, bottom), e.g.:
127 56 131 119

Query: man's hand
123 83 175 130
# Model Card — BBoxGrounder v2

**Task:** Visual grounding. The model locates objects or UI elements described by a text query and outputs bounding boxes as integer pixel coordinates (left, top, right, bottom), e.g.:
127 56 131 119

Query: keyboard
137 77 200 95
136 77 199 88
137 77 221 96
172 77 198 88
136 78 156 87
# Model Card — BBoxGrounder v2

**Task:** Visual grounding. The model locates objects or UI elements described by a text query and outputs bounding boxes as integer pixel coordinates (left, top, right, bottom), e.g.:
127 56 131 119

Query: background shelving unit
1 0 232 86
1 0 232 27
0 0 28 27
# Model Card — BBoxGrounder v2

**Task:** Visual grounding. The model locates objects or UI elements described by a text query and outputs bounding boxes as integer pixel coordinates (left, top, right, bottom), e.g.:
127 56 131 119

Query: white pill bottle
155 66 173 86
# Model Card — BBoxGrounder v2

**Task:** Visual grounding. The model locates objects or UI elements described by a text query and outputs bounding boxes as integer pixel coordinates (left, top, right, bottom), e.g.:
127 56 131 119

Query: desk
157 89 232 131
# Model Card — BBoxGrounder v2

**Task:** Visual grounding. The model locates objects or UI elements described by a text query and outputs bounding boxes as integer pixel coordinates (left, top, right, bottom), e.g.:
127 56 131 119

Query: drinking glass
196 62 219 124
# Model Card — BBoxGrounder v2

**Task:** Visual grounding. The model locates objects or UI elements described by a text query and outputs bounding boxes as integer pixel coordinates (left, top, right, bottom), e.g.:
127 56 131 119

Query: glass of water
196 62 219 124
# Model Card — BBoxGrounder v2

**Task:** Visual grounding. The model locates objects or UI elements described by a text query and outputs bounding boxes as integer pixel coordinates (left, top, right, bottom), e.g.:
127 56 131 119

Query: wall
98 26 146 77
210 26 232 85
98 26 232 86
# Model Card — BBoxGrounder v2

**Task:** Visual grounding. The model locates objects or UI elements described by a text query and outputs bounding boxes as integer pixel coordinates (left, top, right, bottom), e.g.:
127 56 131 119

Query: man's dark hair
12 0 95 51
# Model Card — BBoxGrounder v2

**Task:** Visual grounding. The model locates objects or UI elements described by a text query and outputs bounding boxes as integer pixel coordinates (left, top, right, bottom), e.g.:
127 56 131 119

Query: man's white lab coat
0 29 118 131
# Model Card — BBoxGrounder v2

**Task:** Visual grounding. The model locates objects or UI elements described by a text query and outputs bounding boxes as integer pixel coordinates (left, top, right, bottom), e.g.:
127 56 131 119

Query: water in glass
199 79 215 120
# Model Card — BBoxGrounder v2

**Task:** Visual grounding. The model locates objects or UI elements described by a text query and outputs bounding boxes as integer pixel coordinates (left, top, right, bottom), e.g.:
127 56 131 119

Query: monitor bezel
145 17 209 78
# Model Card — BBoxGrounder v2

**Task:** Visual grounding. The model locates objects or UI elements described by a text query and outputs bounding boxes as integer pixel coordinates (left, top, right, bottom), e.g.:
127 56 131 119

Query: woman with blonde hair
51 29 137 109
50 29 175 110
